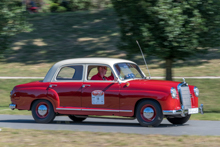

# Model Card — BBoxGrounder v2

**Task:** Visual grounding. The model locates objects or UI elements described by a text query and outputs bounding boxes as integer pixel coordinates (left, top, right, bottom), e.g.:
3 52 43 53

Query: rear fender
13 87 50 110
47 89 60 111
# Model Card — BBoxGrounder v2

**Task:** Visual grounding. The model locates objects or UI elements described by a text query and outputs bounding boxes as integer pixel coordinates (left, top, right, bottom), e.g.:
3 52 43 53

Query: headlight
194 86 199 97
171 87 177 98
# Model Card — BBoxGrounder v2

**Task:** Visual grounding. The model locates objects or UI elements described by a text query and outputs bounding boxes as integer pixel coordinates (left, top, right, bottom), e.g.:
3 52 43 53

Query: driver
91 66 109 80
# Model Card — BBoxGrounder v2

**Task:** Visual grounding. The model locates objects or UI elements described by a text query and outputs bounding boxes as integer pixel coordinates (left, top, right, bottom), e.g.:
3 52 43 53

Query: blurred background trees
1 0 220 80
39 0 112 13
0 0 31 58
111 0 220 80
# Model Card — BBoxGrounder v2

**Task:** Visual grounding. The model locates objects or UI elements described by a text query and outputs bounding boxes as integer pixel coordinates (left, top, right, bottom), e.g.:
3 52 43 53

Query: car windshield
114 63 145 80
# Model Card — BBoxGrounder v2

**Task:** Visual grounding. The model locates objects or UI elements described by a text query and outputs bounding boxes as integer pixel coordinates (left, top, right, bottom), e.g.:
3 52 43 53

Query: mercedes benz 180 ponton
9 58 203 127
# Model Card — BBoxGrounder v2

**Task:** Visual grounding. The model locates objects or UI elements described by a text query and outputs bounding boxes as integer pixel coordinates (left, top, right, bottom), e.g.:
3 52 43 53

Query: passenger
91 66 109 80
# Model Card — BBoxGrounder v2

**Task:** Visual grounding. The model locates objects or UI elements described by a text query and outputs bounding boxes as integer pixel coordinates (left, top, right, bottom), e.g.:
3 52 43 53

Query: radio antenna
136 40 151 79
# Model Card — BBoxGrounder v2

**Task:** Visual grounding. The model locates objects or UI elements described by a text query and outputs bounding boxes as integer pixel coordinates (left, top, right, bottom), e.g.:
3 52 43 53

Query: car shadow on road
0 119 188 128
51 121 188 128
0 119 36 123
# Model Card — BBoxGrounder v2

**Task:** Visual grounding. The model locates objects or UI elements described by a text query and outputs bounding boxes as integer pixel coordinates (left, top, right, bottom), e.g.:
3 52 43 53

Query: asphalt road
0 115 220 136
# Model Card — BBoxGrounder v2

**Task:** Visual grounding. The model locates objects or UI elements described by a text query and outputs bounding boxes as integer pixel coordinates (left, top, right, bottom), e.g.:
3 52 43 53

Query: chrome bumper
9 104 16 110
163 104 204 117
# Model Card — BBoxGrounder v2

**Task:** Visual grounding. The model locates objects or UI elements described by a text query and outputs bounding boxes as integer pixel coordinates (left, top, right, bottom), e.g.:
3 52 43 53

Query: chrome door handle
82 84 90 88
49 84 57 88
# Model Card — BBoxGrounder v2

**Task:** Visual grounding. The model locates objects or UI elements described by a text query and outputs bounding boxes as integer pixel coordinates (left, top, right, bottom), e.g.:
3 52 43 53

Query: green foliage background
48 0 112 12
112 0 220 59
111 0 220 79
0 0 31 58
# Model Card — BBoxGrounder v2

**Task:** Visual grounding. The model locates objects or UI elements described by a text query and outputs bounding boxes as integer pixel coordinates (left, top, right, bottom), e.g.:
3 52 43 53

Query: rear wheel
136 100 163 127
167 115 191 124
68 115 87 122
32 100 56 123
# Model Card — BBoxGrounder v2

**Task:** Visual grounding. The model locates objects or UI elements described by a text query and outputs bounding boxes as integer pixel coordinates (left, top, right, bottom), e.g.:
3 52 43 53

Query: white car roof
54 58 135 66
43 58 136 82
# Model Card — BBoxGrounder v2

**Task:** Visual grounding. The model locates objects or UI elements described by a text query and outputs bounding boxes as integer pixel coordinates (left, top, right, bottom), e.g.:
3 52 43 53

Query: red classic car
9 58 203 127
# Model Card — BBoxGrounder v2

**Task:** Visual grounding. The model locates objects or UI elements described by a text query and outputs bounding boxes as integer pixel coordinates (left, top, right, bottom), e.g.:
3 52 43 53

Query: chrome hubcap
38 105 47 116
143 107 154 119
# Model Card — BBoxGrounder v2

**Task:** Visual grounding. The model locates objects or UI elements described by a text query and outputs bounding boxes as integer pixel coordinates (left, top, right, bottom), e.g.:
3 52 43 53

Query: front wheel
167 115 191 124
136 100 163 127
32 100 56 123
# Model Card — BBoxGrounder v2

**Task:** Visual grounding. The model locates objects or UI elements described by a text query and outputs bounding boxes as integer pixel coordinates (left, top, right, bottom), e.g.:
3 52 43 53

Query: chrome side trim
119 110 133 112
56 108 132 112
9 104 16 110
83 109 132 112
56 108 81 111
82 109 119 112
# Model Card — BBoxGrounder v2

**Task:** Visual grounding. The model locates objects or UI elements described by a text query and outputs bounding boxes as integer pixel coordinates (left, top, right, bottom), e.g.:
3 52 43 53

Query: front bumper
9 104 16 110
163 104 204 117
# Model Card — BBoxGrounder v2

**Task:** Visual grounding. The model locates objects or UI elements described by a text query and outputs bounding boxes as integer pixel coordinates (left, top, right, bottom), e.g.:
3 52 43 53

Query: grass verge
0 107 31 115
0 128 220 147
191 113 220 121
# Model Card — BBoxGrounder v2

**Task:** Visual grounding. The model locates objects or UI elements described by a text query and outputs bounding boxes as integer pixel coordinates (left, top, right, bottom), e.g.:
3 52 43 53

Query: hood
125 79 181 92
131 79 181 87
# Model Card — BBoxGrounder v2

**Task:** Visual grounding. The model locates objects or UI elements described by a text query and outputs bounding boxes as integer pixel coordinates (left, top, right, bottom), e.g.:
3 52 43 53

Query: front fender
120 89 180 116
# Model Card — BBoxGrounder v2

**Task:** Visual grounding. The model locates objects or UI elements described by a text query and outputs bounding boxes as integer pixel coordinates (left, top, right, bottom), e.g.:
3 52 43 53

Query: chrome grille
178 84 192 109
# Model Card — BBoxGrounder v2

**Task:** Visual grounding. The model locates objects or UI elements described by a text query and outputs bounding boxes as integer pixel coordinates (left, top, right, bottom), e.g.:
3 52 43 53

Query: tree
0 0 30 58
111 0 220 80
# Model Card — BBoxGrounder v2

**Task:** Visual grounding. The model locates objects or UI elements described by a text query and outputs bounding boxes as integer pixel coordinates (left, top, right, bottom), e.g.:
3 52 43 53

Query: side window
87 65 114 80
56 65 83 80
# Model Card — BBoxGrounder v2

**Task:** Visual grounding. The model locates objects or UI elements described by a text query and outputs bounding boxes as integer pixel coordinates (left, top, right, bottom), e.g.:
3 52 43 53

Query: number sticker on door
91 90 105 105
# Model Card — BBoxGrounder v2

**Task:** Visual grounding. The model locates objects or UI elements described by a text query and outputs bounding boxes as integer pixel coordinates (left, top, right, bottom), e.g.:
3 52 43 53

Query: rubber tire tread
136 100 163 127
32 100 56 123
68 115 87 122
167 115 191 124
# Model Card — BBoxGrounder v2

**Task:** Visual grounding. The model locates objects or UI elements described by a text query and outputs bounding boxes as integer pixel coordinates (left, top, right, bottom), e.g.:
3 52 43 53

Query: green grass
1 79 219 121
1 128 220 146
0 9 219 77
191 113 220 121
0 107 31 115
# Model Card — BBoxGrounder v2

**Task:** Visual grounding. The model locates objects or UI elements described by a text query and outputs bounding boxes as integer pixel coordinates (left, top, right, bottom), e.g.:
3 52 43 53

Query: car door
81 64 120 113
49 65 84 108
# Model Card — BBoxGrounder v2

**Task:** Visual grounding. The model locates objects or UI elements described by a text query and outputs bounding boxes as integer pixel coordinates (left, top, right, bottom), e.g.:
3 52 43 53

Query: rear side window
56 65 83 80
